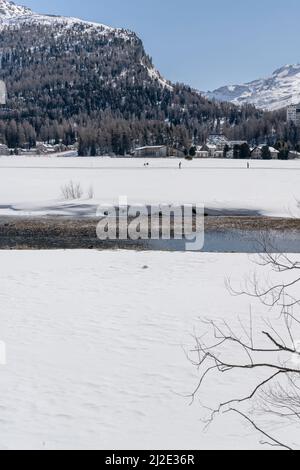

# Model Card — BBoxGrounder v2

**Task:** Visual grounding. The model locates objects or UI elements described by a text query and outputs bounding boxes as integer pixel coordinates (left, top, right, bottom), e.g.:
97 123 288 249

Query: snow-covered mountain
0 0 171 88
0 0 31 17
0 0 132 40
206 64 300 111
0 0 280 154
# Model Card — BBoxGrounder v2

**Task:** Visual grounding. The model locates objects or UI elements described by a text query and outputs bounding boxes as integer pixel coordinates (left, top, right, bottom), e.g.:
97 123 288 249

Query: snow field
0 250 297 450
0 157 299 217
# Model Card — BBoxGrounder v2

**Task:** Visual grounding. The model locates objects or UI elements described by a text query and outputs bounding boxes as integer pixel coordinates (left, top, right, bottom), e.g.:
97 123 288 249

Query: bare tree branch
189 244 300 450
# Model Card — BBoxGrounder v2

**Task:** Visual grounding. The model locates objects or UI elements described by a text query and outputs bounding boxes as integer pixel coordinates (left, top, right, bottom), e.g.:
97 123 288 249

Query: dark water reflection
142 229 300 253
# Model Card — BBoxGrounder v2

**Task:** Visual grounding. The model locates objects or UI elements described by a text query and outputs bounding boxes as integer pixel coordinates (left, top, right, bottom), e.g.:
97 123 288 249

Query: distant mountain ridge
206 64 300 111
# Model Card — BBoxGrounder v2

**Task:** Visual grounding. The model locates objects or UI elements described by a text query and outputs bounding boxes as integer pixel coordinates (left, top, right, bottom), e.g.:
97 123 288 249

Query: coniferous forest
0 21 298 155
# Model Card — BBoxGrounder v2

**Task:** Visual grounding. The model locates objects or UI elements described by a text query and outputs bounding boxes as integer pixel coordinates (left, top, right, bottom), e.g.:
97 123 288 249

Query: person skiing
179 162 182 170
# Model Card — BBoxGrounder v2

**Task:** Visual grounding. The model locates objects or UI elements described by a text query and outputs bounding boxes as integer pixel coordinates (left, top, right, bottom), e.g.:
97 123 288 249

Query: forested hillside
0 3 296 155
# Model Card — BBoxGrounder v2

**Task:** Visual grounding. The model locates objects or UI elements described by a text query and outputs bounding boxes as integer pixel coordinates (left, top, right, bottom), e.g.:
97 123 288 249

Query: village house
196 139 249 159
213 150 224 158
288 150 300 159
197 137 251 159
207 134 229 150
36 142 57 155
195 144 217 158
134 146 168 158
195 144 210 157
251 145 279 160
0 143 9 156
204 144 218 157
133 146 184 158
195 147 209 158
251 147 262 159
206 144 217 157
269 147 280 159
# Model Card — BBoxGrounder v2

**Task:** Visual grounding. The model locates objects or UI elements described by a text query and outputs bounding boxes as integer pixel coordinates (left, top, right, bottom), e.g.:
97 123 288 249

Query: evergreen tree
233 145 240 159
261 145 271 160
223 144 230 158
239 143 251 159
189 146 196 157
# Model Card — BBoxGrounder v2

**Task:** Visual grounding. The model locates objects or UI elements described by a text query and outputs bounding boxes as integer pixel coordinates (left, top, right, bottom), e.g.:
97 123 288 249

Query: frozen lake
0 157 299 218
0 156 299 449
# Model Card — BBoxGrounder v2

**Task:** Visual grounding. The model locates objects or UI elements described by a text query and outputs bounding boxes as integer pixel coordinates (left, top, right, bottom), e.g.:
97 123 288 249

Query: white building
36 143 57 154
0 144 9 156
287 104 300 126
196 144 219 158
288 150 300 160
207 134 229 150
195 148 209 158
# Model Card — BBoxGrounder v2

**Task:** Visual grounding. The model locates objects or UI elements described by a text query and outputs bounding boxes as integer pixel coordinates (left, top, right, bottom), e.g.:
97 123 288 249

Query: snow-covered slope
0 0 128 37
0 0 171 88
0 0 31 17
206 64 300 111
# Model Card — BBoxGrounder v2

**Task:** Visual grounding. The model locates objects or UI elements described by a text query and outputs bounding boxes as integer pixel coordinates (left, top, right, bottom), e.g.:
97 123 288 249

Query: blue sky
24 0 300 90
